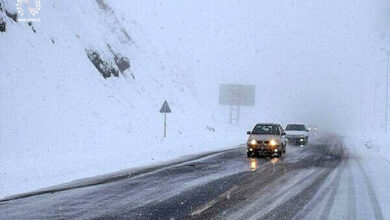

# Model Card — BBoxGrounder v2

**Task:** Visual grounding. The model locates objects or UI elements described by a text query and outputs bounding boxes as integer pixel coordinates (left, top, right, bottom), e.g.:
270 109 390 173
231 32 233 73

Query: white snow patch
345 134 390 218
0 1 246 198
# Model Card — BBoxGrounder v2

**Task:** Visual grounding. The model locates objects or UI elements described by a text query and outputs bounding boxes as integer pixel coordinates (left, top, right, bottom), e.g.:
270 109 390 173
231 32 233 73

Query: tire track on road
353 154 384 220
346 159 357 220
318 141 346 220
257 140 345 220
318 161 344 220
291 160 344 220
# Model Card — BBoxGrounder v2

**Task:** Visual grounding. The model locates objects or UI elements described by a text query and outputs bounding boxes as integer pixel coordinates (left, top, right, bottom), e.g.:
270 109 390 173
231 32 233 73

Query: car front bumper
286 137 307 144
247 145 281 156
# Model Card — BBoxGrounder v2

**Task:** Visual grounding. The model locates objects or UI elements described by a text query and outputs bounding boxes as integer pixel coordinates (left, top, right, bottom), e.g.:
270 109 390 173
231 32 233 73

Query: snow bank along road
0 134 385 219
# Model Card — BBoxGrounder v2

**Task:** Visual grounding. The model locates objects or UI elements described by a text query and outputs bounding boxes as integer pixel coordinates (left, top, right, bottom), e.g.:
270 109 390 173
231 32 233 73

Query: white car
246 123 287 157
285 124 309 145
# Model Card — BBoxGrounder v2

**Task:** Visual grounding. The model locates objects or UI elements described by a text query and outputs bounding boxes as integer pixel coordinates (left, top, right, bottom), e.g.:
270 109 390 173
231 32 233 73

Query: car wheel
247 152 251 157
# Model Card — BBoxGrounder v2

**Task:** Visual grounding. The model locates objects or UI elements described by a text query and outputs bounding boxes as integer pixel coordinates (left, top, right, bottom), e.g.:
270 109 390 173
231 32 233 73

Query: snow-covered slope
0 0 243 198
1 0 388 199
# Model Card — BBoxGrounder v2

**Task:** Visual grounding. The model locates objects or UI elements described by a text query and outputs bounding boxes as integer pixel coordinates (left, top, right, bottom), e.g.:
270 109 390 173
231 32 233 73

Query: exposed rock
0 12 5 32
86 49 119 79
1 2 17 23
120 28 132 42
27 21 36 33
107 44 131 73
0 2 5 32
95 0 133 44
95 0 112 13
0 20 5 32
114 54 130 73
5 10 17 22
206 126 216 132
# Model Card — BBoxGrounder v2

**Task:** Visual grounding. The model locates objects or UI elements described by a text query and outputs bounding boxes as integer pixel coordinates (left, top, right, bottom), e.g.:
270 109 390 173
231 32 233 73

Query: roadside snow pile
0 0 245 198
352 134 390 162
346 134 390 218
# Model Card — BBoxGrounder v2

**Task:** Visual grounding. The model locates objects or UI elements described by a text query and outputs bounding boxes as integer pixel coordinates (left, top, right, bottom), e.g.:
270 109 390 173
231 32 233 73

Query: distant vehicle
285 124 309 145
246 123 287 158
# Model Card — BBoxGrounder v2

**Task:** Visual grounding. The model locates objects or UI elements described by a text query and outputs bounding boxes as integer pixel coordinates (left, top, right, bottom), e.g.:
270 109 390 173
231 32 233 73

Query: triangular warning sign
159 100 172 113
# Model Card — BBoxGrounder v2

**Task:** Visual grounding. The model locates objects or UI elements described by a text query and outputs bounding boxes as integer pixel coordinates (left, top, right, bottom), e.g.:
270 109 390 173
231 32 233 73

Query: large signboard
219 84 256 106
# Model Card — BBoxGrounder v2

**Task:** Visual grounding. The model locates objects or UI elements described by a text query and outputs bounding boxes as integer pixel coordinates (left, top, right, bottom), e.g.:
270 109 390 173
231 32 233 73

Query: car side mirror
247 131 251 135
306 129 310 132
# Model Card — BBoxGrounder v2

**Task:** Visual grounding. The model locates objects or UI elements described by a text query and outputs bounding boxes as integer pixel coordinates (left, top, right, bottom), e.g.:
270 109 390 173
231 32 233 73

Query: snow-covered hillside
0 0 244 198
1 0 388 199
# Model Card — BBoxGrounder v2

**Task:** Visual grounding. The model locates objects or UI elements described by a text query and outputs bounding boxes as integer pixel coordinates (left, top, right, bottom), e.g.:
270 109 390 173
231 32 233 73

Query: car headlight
249 139 257 145
270 139 277 146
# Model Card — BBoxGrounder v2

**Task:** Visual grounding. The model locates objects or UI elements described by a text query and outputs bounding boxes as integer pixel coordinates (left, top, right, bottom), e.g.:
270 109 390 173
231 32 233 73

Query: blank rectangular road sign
219 84 256 106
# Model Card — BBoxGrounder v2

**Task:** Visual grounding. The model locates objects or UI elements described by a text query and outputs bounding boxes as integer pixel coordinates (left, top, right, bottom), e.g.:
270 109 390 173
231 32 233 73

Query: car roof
255 123 281 126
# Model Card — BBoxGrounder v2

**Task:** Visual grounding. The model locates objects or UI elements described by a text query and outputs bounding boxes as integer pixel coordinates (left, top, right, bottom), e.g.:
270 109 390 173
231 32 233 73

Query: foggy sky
115 0 390 133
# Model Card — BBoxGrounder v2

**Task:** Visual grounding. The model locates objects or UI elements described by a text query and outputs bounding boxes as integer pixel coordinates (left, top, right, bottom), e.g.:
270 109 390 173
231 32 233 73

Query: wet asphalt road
0 134 351 219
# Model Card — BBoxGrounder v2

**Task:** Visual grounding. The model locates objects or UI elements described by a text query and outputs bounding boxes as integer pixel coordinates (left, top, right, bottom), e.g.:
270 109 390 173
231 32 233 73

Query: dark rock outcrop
0 19 5 32
1 2 17 22
113 54 130 73
0 2 6 32
107 44 131 73
5 10 17 22
27 21 36 33
96 0 112 13
86 49 119 79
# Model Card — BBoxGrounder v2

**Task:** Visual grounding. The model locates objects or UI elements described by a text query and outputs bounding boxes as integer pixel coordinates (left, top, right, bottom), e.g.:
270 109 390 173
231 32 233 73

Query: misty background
0 0 389 198
117 0 390 132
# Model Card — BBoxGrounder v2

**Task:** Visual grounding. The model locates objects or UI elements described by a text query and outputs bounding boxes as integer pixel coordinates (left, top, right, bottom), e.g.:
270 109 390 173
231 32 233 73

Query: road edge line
0 145 244 203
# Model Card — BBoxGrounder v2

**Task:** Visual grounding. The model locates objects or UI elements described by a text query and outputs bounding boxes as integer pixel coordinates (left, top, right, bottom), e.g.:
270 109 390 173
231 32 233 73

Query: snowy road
0 134 386 219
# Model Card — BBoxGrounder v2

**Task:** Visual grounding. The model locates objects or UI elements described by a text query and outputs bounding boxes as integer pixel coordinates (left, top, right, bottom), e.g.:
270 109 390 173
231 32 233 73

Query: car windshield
252 125 280 135
286 124 306 131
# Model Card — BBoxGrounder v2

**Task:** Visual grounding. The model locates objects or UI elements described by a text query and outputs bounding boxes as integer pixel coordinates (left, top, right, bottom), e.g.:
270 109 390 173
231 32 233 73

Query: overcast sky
114 0 390 132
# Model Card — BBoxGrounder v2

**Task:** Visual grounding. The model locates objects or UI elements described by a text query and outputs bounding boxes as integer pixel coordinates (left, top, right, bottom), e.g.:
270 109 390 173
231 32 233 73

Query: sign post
159 100 172 137
219 84 256 125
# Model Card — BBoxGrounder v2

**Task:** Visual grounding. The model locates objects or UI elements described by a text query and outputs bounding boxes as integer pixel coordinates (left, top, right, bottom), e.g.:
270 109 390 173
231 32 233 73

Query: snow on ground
0 1 246 198
345 133 390 218
1 0 387 204
352 133 390 162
